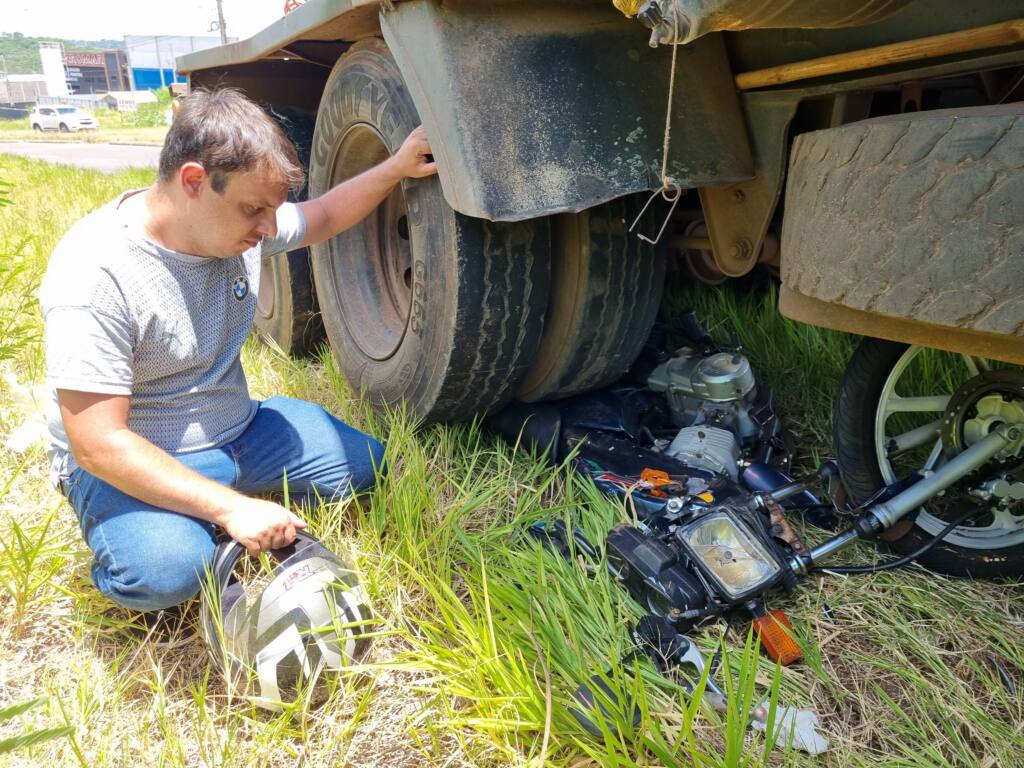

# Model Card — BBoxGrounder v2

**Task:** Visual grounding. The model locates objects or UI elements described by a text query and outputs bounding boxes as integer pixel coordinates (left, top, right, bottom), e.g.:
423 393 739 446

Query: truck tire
255 106 324 356
308 40 550 421
781 105 1024 352
516 196 666 402
834 337 1024 577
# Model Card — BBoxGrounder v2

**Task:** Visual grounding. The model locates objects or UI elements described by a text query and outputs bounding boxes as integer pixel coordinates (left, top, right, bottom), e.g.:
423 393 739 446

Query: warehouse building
0 74 48 105
124 35 230 90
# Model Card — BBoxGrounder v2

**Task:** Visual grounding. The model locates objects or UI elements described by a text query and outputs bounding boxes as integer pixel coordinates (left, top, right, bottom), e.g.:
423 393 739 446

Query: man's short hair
158 87 305 194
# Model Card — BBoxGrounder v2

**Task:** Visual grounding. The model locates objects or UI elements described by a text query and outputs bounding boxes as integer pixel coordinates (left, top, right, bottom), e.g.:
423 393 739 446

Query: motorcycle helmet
200 531 373 709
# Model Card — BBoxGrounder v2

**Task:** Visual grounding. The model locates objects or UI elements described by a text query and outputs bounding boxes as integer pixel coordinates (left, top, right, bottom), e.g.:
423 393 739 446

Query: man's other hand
393 125 438 179
224 498 308 554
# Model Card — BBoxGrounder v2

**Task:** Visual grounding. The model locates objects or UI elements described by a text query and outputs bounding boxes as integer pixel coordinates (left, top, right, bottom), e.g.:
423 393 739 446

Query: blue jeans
65 396 386 612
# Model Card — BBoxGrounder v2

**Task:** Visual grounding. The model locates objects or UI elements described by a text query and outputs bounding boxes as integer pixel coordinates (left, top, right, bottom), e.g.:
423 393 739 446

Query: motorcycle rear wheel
834 338 1024 577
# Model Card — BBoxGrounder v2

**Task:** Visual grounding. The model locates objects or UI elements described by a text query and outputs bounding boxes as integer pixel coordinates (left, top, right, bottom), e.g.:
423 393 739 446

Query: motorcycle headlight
677 511 781 601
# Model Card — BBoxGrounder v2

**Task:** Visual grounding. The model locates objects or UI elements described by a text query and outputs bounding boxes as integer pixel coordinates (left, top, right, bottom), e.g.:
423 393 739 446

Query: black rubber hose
816 504 986 575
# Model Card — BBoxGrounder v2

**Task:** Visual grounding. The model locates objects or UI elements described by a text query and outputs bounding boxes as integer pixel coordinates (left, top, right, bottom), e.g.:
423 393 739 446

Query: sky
1 0 290 42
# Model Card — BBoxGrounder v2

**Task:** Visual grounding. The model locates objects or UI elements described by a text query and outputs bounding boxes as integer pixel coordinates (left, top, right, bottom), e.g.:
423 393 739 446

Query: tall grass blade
0 697 73 755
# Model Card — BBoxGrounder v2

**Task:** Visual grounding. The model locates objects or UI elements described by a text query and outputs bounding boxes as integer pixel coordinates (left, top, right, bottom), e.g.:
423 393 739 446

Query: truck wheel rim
873 346 1024 548
328 123 413 362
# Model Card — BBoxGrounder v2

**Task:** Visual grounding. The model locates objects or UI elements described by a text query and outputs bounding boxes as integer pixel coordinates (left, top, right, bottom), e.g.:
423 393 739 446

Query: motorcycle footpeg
527 520 598 561
632 615 724 697
568 671 642 738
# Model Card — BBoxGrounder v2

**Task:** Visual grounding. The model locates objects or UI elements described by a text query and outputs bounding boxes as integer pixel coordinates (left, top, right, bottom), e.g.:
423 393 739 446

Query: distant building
7 36 230 112
39 43 68 99
124 35 232 90
31 43 130 100
64 50 131 94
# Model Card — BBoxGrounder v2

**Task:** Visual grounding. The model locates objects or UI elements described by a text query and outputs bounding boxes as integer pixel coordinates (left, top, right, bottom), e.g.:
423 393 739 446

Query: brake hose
816 504 986 574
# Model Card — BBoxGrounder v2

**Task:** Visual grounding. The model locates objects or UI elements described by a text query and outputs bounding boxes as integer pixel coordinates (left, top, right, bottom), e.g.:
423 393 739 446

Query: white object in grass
2 366 49 453
751 701 829 755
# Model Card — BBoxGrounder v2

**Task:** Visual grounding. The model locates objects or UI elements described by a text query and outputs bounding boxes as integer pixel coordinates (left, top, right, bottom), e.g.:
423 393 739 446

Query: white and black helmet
200 531 373 709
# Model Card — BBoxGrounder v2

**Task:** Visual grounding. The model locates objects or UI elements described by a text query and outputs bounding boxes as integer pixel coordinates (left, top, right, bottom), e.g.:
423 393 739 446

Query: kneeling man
40 88 436 612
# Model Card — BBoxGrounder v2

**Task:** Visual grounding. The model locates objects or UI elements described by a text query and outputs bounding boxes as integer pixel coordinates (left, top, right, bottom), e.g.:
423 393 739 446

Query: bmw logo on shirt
232 276 249 300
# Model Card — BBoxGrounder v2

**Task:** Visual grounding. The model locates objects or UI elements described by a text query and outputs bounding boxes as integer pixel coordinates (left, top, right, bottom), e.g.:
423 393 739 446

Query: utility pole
215 0 228 44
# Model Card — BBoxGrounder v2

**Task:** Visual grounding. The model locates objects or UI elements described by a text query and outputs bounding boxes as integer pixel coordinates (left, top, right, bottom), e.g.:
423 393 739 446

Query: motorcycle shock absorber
790 424 1021 575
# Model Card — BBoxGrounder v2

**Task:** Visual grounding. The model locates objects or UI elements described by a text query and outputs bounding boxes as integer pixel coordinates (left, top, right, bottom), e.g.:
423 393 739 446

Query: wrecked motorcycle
492 313 1024 661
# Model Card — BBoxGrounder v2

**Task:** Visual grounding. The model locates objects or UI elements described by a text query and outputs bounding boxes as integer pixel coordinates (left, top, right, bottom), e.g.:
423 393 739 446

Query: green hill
0 33 124 75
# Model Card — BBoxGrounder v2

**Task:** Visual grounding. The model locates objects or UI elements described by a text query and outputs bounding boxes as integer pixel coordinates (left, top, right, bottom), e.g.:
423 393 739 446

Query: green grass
0 154 1022 767
0 697 73 755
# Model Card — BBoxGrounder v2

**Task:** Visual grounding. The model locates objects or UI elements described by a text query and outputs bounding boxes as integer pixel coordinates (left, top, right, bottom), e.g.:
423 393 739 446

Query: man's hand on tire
393 125 438 179
224 498 308 554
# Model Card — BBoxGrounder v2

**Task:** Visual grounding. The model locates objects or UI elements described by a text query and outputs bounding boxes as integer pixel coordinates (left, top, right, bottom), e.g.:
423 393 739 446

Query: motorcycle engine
647 349 762 478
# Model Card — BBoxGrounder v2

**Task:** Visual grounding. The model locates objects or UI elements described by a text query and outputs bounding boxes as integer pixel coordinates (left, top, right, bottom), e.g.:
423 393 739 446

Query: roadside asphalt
0 140 161 172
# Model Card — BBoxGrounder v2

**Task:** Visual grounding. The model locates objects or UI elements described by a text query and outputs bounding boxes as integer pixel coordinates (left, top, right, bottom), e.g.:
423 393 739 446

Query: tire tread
309 41 549 421
782 107 1024 338
517 197 665 402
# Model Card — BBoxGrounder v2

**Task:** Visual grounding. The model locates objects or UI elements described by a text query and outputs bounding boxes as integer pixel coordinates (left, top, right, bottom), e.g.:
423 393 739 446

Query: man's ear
179 162 206 198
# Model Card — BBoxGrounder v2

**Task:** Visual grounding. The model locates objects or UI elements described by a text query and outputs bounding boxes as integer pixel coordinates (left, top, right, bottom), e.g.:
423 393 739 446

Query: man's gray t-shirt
39 189 306 484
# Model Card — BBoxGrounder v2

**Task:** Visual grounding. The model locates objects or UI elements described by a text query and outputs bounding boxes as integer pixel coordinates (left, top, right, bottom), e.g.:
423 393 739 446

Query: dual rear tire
294 40 664 421
255 106 324 357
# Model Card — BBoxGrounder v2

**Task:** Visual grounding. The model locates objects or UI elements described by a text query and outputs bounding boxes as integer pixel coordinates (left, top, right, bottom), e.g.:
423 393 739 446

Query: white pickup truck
29 105 97 132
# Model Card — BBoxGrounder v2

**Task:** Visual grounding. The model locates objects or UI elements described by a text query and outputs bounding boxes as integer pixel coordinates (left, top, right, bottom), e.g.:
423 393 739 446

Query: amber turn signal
753 609 802 666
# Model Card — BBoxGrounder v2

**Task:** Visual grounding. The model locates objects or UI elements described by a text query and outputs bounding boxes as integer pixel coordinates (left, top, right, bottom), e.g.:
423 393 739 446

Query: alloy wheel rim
873 346 1024 548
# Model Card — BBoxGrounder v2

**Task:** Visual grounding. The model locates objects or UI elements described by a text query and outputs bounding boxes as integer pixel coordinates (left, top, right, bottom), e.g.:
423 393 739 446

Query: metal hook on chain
628 8 682 246
629 182 682 245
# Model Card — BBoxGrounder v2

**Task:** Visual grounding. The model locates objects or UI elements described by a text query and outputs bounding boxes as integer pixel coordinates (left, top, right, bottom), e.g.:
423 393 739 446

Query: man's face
188 168 290 258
